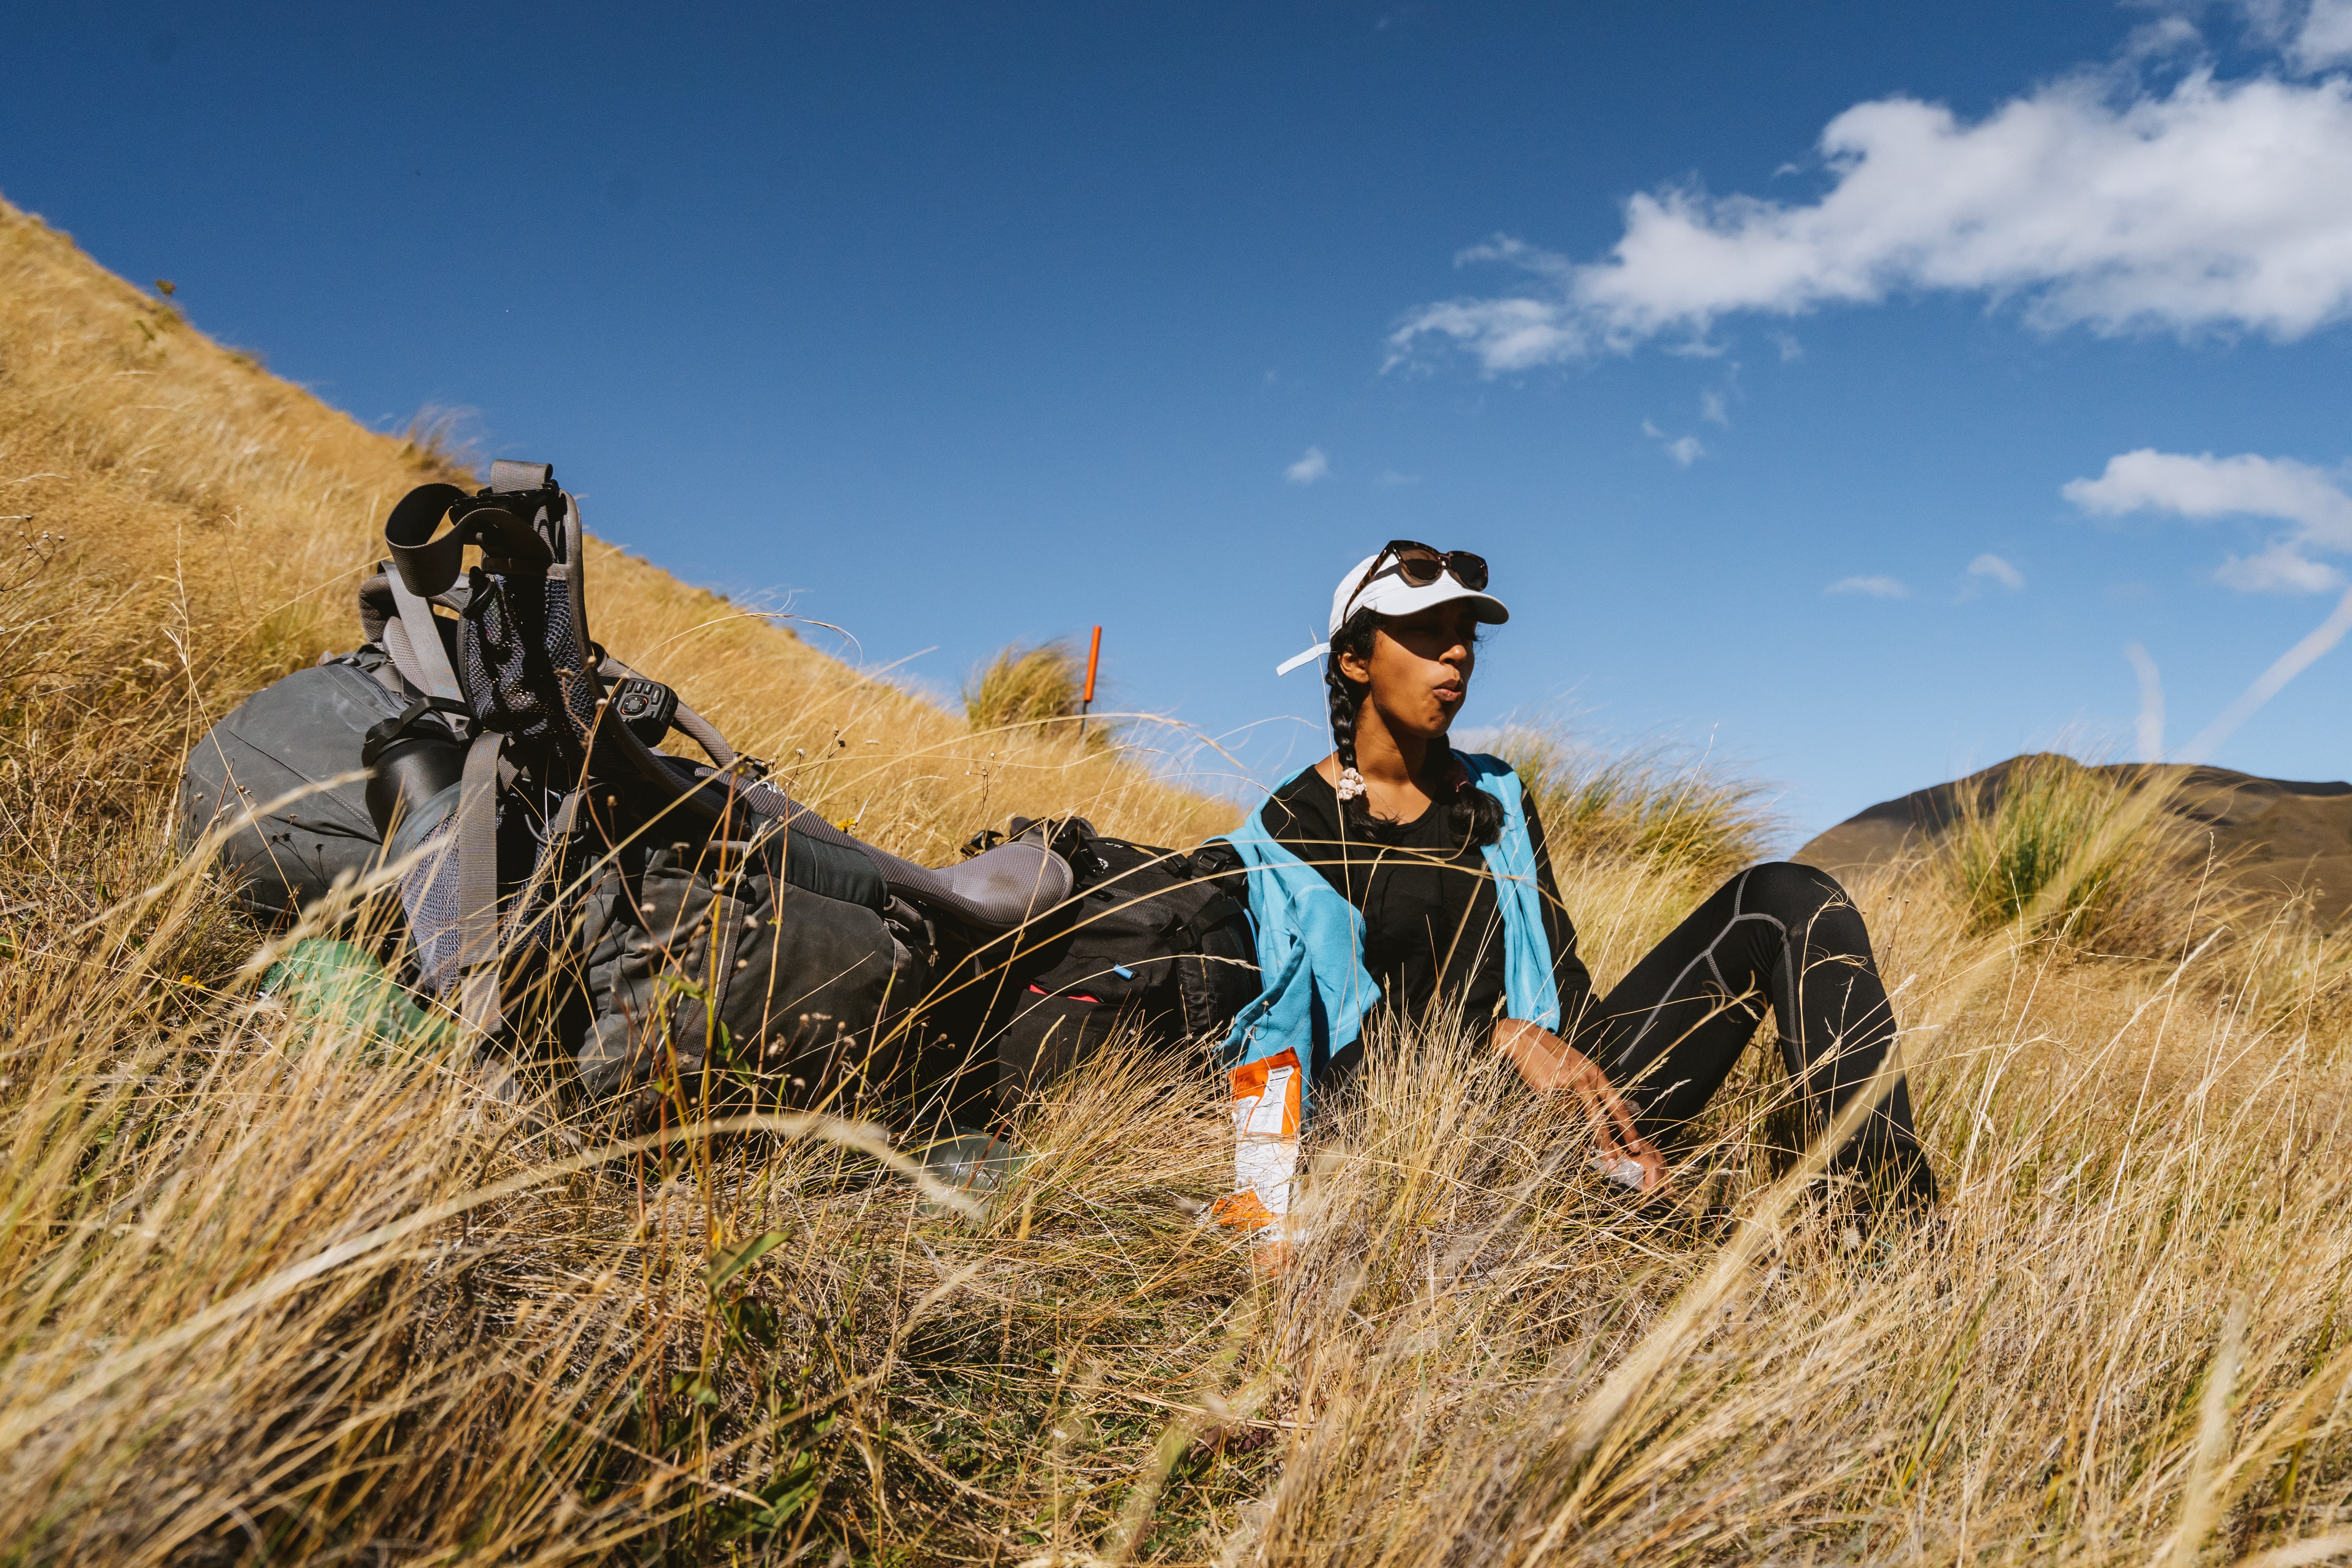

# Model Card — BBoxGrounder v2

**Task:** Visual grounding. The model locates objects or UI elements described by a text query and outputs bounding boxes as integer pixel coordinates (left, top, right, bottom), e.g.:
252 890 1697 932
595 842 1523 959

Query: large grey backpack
180 647 414 921
183 460 1075 1119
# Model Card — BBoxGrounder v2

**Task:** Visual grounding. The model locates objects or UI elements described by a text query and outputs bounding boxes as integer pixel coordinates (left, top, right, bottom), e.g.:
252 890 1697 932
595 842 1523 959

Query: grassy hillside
0 194 1226 864
10 196 2352 1566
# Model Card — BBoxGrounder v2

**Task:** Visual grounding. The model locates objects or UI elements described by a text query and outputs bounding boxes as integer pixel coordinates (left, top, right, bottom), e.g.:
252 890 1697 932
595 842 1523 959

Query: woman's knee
1733 860 1851 922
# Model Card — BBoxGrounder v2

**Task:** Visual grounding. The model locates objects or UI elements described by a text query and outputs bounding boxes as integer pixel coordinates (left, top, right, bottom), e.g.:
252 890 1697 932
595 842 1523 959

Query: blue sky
8 1 2352 837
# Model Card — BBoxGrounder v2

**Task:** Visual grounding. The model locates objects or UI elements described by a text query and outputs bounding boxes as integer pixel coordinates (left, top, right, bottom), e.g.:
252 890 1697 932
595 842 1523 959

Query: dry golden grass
11 191 2352 1567
1496 726 1780 888
1496 726 1786 978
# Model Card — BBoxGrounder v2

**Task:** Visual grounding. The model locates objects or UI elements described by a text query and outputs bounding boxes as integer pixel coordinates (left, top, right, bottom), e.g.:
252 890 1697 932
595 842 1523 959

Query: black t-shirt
1250 764 1597 1080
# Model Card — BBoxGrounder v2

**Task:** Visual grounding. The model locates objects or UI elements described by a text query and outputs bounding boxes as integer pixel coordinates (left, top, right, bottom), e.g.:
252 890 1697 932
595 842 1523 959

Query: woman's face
1339 602 1482 741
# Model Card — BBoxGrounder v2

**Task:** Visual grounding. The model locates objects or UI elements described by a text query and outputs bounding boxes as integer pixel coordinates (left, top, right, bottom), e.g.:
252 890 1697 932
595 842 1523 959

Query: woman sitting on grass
1202 543 1937 1239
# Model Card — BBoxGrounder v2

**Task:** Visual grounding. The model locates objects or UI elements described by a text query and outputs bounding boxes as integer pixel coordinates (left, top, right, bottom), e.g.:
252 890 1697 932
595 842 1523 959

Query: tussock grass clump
1496 727 1780 882
1492 727 1783 973
1939 753 2242 957
964 638 1121 754
398 403 481 475
965 639 1080 727
1928 757 2276 982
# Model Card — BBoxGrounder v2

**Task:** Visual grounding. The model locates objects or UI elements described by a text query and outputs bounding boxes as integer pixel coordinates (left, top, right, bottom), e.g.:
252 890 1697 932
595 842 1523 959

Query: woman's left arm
1493 1018 1667 1191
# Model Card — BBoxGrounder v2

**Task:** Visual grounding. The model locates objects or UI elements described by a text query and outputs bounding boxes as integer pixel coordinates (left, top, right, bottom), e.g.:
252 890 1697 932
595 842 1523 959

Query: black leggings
1568 862 1936 1206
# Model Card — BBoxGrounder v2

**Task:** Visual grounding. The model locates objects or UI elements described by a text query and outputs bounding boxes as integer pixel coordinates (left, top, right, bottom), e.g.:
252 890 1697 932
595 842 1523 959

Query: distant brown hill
1796 754 2352 928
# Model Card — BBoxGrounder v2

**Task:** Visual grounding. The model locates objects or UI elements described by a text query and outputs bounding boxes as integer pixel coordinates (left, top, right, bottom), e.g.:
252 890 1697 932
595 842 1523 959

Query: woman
1202 543 1936 1236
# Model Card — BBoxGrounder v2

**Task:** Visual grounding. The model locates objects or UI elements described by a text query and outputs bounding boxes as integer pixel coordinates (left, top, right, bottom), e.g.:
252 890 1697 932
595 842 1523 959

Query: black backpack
935 817 1259 1123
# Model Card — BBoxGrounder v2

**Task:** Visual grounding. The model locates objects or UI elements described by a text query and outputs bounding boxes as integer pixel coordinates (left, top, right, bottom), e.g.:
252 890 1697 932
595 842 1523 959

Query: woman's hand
1494 1019 1668 1194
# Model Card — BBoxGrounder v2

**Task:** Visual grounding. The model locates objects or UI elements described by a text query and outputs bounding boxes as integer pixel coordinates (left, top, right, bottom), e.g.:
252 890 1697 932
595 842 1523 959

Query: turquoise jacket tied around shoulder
1219 751 1560 1127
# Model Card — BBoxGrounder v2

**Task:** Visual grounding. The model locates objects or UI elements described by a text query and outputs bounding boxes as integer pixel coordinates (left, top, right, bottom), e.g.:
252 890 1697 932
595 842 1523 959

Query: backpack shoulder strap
380 567 464 705
593 650 739 770
554 493 741 813
455 730 507 1034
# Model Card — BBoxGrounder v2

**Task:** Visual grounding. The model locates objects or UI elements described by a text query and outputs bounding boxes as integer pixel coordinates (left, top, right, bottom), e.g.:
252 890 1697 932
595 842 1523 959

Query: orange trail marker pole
1080 625 1103 742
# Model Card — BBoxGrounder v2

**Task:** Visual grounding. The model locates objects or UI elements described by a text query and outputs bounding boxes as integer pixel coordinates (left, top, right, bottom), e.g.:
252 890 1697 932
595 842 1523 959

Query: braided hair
1325 606 1503 849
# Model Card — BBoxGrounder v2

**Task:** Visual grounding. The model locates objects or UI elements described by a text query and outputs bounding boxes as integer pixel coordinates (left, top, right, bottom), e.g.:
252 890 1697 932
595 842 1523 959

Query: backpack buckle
611 676 678 745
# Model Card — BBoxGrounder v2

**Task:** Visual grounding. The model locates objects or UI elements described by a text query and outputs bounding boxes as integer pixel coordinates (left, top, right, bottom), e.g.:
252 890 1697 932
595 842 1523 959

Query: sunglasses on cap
1276 541 1496 676
1346 539 1491 610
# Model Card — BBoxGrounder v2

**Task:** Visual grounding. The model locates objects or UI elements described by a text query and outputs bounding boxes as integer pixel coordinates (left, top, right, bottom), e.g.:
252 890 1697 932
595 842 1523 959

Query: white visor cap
1276 550 1511 676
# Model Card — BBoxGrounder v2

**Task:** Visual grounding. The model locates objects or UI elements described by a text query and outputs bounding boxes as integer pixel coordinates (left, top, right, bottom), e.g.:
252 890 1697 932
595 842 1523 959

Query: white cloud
2295 0 2352 70
1641 420 1704 466
1968 552 2026 590
1825 574 1911 598
2062 448 2352 591
1389 63 2352 370
2125 14 2207 64
2222 542 2346 591
2125 642 2166 762
1700 388 1731 426
1286 446 1330 485
2175 584 2352 760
